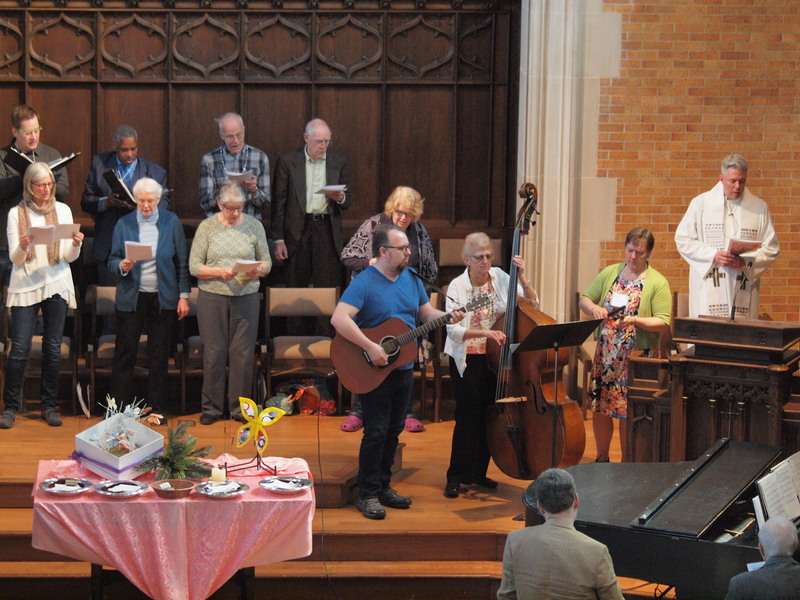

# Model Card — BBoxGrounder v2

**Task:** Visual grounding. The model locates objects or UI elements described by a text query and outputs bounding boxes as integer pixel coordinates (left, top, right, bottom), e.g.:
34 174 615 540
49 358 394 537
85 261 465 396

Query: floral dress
590 272 657 419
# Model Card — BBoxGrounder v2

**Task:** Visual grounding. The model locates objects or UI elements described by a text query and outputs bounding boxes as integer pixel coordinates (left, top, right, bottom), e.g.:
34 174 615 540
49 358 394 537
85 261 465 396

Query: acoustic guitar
331 293 492 394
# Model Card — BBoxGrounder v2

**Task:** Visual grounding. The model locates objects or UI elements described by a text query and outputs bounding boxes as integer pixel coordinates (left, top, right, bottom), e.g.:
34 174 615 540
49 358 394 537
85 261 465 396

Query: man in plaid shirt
198 112 270 219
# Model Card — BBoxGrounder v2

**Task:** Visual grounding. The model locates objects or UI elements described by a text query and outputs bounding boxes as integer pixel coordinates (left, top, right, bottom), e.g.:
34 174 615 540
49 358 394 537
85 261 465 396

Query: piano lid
630 439 779 538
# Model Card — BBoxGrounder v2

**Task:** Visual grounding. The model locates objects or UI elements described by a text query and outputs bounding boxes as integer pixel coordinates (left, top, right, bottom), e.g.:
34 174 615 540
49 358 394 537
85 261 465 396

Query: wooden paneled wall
0 0 521 248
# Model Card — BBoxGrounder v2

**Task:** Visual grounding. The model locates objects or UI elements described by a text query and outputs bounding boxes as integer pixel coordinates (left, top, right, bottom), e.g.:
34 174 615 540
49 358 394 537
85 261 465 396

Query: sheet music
316 184 347 193
125 241 153 261
226 170 254 184
28 223 80 245
756 462 800 521
232 260 262 274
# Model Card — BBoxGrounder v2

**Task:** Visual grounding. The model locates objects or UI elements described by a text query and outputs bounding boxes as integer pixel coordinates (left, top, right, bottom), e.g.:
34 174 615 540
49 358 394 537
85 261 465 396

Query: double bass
486 183 585 479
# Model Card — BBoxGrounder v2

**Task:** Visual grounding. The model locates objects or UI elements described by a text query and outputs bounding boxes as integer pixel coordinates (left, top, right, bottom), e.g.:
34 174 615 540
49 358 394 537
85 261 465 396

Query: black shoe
355 497 386 520
199 414 217 425
444 483 462 498
42 409 62 427
377 486 412 509
0 411 15 429
469 477 498 489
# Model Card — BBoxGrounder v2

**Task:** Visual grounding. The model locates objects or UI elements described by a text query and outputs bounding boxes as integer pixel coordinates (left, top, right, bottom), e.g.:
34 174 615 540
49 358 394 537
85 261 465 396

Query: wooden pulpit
669 317 800 461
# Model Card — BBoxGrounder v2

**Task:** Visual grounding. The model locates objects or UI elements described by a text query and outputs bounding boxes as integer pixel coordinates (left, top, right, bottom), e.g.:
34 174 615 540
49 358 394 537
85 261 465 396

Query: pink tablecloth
32 454 314 600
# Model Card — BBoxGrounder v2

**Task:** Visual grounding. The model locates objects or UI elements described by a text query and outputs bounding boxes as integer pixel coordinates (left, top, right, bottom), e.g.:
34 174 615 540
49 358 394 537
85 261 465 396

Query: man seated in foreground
497 468 624 600
725 515 800 600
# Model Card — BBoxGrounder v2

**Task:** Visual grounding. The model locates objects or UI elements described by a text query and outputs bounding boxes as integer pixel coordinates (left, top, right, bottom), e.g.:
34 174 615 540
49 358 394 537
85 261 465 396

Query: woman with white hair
442 232 538 498
190 180 270 425
107 177 190 425
0 162 84 429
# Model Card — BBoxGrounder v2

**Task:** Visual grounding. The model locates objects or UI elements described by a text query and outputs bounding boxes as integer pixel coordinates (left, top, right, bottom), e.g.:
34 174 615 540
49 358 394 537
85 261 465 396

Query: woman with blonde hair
0 162 83 429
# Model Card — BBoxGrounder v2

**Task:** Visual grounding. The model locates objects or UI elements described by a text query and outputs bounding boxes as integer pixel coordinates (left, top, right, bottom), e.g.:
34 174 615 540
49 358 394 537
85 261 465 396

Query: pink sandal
404 417 425 432
340 414 363 432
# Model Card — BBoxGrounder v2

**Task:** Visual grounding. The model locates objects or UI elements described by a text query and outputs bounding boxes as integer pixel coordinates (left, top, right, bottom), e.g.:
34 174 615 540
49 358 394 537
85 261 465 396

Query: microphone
729 260 753 322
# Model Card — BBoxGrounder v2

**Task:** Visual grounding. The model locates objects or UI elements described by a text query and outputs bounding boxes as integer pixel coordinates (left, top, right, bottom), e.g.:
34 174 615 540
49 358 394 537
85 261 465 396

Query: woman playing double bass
443 233 539 498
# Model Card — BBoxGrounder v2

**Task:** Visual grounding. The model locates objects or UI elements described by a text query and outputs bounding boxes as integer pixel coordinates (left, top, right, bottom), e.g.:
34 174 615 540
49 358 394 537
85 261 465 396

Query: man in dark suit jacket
725 515 800 600
271 118 352 292
81 124 169 287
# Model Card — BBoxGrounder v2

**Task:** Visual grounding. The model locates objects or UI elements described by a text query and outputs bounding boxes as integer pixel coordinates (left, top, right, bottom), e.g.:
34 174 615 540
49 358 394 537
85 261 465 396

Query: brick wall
598 0 799 322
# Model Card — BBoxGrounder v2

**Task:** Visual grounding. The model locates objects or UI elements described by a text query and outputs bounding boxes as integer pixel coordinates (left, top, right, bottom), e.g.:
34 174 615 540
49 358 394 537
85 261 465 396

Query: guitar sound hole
381 337 400 356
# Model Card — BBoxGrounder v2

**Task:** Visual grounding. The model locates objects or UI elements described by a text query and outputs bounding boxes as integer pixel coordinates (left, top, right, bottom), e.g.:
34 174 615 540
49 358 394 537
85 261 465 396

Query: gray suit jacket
725 555 800 600
498 518 624 600
270 146 352 255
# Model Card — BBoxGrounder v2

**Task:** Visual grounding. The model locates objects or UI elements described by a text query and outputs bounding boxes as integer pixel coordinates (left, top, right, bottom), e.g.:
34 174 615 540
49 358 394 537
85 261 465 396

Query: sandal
340 414 363 432
404 417 425 433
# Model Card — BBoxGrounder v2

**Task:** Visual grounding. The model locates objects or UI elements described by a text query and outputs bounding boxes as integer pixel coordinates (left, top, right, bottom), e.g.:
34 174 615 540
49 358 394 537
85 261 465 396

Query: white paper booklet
226 170 254 184
316 184 347 193
28 223 80 245
125 241 153 261
232 260 263 274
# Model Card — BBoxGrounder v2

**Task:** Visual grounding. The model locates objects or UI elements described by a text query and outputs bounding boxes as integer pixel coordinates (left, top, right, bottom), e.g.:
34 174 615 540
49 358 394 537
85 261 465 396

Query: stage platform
0 412 674 599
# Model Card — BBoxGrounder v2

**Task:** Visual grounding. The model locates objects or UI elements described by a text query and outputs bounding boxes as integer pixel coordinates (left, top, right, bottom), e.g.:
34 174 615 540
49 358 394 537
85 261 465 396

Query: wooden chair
436 238 503 289
85 285 148 413
176 287 202 415
260 287 342 413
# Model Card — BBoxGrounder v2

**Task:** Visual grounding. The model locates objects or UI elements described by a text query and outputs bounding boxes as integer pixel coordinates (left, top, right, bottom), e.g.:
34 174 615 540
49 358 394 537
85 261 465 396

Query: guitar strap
408 268 453 304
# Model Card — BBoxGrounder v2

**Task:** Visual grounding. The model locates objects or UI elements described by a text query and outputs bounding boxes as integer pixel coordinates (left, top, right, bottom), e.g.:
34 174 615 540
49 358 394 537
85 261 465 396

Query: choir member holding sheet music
106 177 188 426
81 124 169 290
0 162 83 430
0 105 72 339
189 180 270 426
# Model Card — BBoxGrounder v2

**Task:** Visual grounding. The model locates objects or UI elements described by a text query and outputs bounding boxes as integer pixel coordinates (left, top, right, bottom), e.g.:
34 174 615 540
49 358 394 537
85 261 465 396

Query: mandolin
332 293 491 394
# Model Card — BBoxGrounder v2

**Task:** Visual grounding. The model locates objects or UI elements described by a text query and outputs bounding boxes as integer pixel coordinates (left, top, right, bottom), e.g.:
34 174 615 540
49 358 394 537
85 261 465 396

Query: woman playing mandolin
579 227 671 463
443 233 539 498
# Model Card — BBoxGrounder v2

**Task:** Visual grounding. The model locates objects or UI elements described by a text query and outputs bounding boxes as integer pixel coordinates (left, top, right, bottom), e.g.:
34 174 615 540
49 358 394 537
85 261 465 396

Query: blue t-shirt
340 266 429 370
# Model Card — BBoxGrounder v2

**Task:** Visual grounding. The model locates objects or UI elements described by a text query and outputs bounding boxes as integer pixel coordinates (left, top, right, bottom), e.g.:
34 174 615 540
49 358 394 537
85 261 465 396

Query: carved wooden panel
0 13 24 79
0 1 519 243
243 13 312 80
99 13 169 80
28 13 95 80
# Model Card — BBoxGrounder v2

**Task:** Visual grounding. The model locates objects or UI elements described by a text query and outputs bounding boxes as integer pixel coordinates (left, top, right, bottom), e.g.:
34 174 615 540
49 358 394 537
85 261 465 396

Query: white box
75 415 164 480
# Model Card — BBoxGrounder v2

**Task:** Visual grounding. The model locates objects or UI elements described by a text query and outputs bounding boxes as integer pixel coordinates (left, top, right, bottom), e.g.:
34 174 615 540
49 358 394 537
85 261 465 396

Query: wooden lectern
669 317 800 461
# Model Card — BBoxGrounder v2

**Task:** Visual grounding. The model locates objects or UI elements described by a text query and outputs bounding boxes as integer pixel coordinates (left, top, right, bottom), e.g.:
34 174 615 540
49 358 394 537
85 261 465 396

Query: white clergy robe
675 181 779 319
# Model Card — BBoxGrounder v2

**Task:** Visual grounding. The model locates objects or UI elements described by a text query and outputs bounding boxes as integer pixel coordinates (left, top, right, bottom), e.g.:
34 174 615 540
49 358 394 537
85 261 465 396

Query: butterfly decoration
235 397 286 456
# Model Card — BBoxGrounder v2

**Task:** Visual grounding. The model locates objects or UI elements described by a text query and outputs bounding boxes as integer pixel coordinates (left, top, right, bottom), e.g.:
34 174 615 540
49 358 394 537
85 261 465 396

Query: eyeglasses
470 253 494 262
31 181 55 189
18 126 43 136
221 132 244 142
310 138 331 146
384 245 410 253
136 198 158 205
220 204 243 213
394 211 412 220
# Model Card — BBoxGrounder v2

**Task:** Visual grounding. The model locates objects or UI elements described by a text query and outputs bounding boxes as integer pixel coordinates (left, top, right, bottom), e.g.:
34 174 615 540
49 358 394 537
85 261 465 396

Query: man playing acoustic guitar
331 224 464 520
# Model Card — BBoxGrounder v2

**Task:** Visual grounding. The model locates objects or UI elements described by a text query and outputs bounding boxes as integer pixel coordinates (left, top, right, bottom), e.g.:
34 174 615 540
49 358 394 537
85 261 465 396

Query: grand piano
524 439 784 599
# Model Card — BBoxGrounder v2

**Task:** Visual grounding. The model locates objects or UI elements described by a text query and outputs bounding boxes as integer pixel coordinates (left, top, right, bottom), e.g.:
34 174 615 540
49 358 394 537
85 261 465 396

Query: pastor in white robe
675 181 779 319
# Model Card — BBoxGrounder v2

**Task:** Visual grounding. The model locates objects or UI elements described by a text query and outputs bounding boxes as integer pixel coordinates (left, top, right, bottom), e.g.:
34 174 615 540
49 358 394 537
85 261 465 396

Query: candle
211 467 226 483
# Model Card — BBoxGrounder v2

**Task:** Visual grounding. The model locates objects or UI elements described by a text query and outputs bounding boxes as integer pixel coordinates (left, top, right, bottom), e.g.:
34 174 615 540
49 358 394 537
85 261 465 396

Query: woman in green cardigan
579 227 672 462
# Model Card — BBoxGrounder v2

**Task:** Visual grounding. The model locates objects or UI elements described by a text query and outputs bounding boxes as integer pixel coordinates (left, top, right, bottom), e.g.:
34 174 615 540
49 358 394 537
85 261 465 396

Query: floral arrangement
136 421 214 480
92 397 163 457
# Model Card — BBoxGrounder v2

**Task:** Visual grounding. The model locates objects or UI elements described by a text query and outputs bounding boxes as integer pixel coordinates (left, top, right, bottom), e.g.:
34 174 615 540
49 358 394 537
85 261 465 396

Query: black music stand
513 318 601 469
